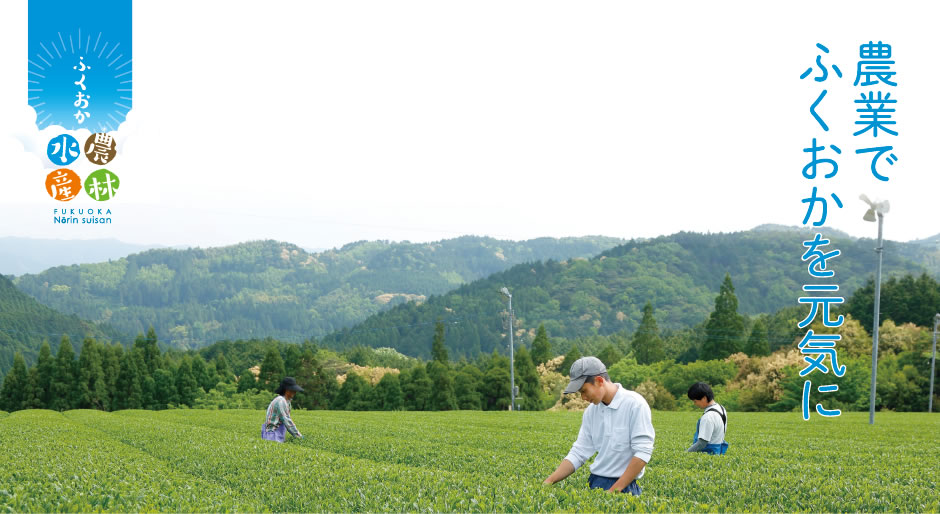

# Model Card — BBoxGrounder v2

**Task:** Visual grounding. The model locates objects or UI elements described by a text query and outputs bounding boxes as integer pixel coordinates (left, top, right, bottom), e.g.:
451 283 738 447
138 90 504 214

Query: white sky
1 1 937 249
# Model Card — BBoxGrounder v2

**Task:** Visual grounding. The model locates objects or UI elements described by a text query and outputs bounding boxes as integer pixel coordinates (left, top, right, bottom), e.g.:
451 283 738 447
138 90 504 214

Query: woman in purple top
261 377 304 442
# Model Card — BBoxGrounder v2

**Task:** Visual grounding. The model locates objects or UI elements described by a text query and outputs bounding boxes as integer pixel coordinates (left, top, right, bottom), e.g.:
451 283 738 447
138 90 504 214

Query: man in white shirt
686 381 729 455
543 356 655 495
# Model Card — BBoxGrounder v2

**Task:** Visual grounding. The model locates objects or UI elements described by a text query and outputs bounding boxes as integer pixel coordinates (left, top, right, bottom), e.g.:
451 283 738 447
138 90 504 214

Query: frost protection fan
859 194 890 222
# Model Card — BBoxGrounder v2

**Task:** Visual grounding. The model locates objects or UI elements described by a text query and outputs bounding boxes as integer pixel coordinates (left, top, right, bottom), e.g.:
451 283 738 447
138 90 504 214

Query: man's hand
608 456 646 494
544 459 575 486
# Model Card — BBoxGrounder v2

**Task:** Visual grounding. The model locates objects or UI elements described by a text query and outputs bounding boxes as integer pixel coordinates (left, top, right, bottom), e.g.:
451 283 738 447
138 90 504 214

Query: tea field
0 408 937 512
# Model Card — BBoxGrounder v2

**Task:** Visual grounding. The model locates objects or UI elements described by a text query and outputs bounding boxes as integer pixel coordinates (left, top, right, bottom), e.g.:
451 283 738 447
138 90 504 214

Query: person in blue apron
543 357 655 496
261 377 304 442
686 382 728 455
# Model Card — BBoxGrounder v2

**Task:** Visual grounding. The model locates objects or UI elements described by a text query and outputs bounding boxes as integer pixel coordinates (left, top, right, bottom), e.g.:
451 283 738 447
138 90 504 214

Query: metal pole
929 313 939 413
868 213 884 425
508 294 516 412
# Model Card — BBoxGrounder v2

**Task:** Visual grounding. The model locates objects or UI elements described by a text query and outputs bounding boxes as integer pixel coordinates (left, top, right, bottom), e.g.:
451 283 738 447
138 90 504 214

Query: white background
1 1 937 249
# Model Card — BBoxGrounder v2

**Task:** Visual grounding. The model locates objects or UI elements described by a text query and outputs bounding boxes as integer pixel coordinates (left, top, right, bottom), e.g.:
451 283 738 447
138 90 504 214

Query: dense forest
320 229 934 359
0 275 120 378
0 326 544 413
12 236 623 349
2 227 937 414
2 272 937 414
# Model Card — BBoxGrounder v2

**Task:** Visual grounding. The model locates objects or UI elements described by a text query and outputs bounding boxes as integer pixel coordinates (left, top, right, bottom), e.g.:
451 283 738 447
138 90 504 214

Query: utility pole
860 195 889 425
929 313 939 413
500 287 516 412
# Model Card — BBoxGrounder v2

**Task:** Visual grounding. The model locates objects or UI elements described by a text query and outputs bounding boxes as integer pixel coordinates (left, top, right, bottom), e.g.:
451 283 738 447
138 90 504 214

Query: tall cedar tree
703 273 746 359
115 350 143 410
35 340 56 408
291 350 319 410
283 344 303 378
214 353 233 383
558 345 582 377
135 327 161 376
427 360 458 411
531 324 553 365
299 351 336 410
175 357 199 406
745 318 771 356
102 344 123 407
513 345 542 411
428 322 457 410
137 351 156 409
319 363 339 409
50 335 79 411
597 344 624 368
78 338 109 410
632 301 666 364
481 350 511 410
141 374 157 410
431 321 448 363
259 348 286 391
153 368 177 408
0 353 29 411
23 367 43 409
191 356 212 393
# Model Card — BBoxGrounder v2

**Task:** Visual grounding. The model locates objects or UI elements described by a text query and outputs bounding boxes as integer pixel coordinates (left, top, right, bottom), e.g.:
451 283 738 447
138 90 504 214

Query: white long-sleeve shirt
564 384 655 480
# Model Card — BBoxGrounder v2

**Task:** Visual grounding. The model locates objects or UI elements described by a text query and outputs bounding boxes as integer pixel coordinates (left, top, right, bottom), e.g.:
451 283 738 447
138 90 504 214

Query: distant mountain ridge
910 233 940 243
320 228 937 359
0 237 163 276
12 235 625 349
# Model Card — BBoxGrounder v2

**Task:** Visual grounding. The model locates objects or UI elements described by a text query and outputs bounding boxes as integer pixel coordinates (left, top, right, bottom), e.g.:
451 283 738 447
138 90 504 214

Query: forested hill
0 275 118 378
320 228 936 359
11 236 624 349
